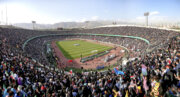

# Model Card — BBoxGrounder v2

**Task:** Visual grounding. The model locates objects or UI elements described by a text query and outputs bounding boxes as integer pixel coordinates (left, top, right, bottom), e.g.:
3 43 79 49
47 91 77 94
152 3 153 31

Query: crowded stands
0 26 180 97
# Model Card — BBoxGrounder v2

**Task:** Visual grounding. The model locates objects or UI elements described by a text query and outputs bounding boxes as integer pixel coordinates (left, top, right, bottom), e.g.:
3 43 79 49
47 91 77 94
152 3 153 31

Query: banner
141 64 147 75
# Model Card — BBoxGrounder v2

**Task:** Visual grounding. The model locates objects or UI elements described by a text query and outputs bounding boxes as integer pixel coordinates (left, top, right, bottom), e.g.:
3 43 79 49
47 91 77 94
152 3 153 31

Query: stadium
1 25 180 96
0 0 180 97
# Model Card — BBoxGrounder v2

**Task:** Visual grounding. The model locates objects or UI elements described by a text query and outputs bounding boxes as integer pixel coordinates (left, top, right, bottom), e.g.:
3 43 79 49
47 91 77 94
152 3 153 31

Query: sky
0 0 180 24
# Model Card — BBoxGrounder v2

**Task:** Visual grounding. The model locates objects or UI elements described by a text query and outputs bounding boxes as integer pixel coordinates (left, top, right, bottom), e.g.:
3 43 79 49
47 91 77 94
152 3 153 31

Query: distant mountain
13 21 127 29
14 23 52 29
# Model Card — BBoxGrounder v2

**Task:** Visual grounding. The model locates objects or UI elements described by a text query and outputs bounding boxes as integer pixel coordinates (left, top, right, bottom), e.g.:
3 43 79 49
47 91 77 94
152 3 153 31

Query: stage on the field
56 40 112 59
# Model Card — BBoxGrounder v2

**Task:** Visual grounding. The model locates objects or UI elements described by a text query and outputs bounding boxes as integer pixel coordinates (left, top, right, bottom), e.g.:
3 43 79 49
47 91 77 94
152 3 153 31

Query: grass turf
56 40 112 59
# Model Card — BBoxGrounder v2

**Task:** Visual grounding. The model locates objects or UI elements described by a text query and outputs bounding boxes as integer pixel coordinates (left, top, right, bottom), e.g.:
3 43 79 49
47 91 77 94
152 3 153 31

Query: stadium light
5 2 8 25
0 0 8 25
0 10 2 25
144 12 149 26
85 21 89 28
32 21 36 30
112 22 117 25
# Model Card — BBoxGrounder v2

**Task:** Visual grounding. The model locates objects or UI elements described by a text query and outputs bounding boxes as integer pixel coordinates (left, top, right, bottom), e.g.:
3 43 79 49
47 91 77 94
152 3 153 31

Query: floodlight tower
5 2 8 25
32 21 36 30
144 12 149 26
85 21 89 28
0 11 3 25
112 22 117 25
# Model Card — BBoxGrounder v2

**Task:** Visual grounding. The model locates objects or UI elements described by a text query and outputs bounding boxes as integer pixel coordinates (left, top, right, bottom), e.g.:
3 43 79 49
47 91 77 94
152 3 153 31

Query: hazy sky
0 0 180 24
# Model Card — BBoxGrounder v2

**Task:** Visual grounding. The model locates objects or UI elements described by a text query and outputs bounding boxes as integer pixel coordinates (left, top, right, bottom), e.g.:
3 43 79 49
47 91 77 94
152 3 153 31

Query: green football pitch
56 40 112 59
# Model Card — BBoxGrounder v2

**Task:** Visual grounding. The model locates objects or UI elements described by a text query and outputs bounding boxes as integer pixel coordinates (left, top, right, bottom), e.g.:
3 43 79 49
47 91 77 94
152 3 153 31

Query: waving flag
130 75 135 79
114 68 124 75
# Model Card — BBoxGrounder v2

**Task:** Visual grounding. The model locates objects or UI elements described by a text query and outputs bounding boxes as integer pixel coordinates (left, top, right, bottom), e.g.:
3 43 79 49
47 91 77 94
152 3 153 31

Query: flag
68 60 73 63
69 69 73 74
114 68 124 75
130 76 135 79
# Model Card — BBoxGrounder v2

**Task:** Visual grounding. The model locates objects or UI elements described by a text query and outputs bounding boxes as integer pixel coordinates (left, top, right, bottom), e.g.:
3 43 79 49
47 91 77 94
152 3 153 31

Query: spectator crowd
0 26 180 97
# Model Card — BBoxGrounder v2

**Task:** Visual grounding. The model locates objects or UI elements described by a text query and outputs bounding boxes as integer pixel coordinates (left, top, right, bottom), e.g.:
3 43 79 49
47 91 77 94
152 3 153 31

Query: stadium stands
0 26 180 96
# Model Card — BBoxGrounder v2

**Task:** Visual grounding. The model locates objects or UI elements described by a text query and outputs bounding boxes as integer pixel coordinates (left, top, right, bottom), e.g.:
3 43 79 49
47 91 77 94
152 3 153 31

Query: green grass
56 40 112 59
